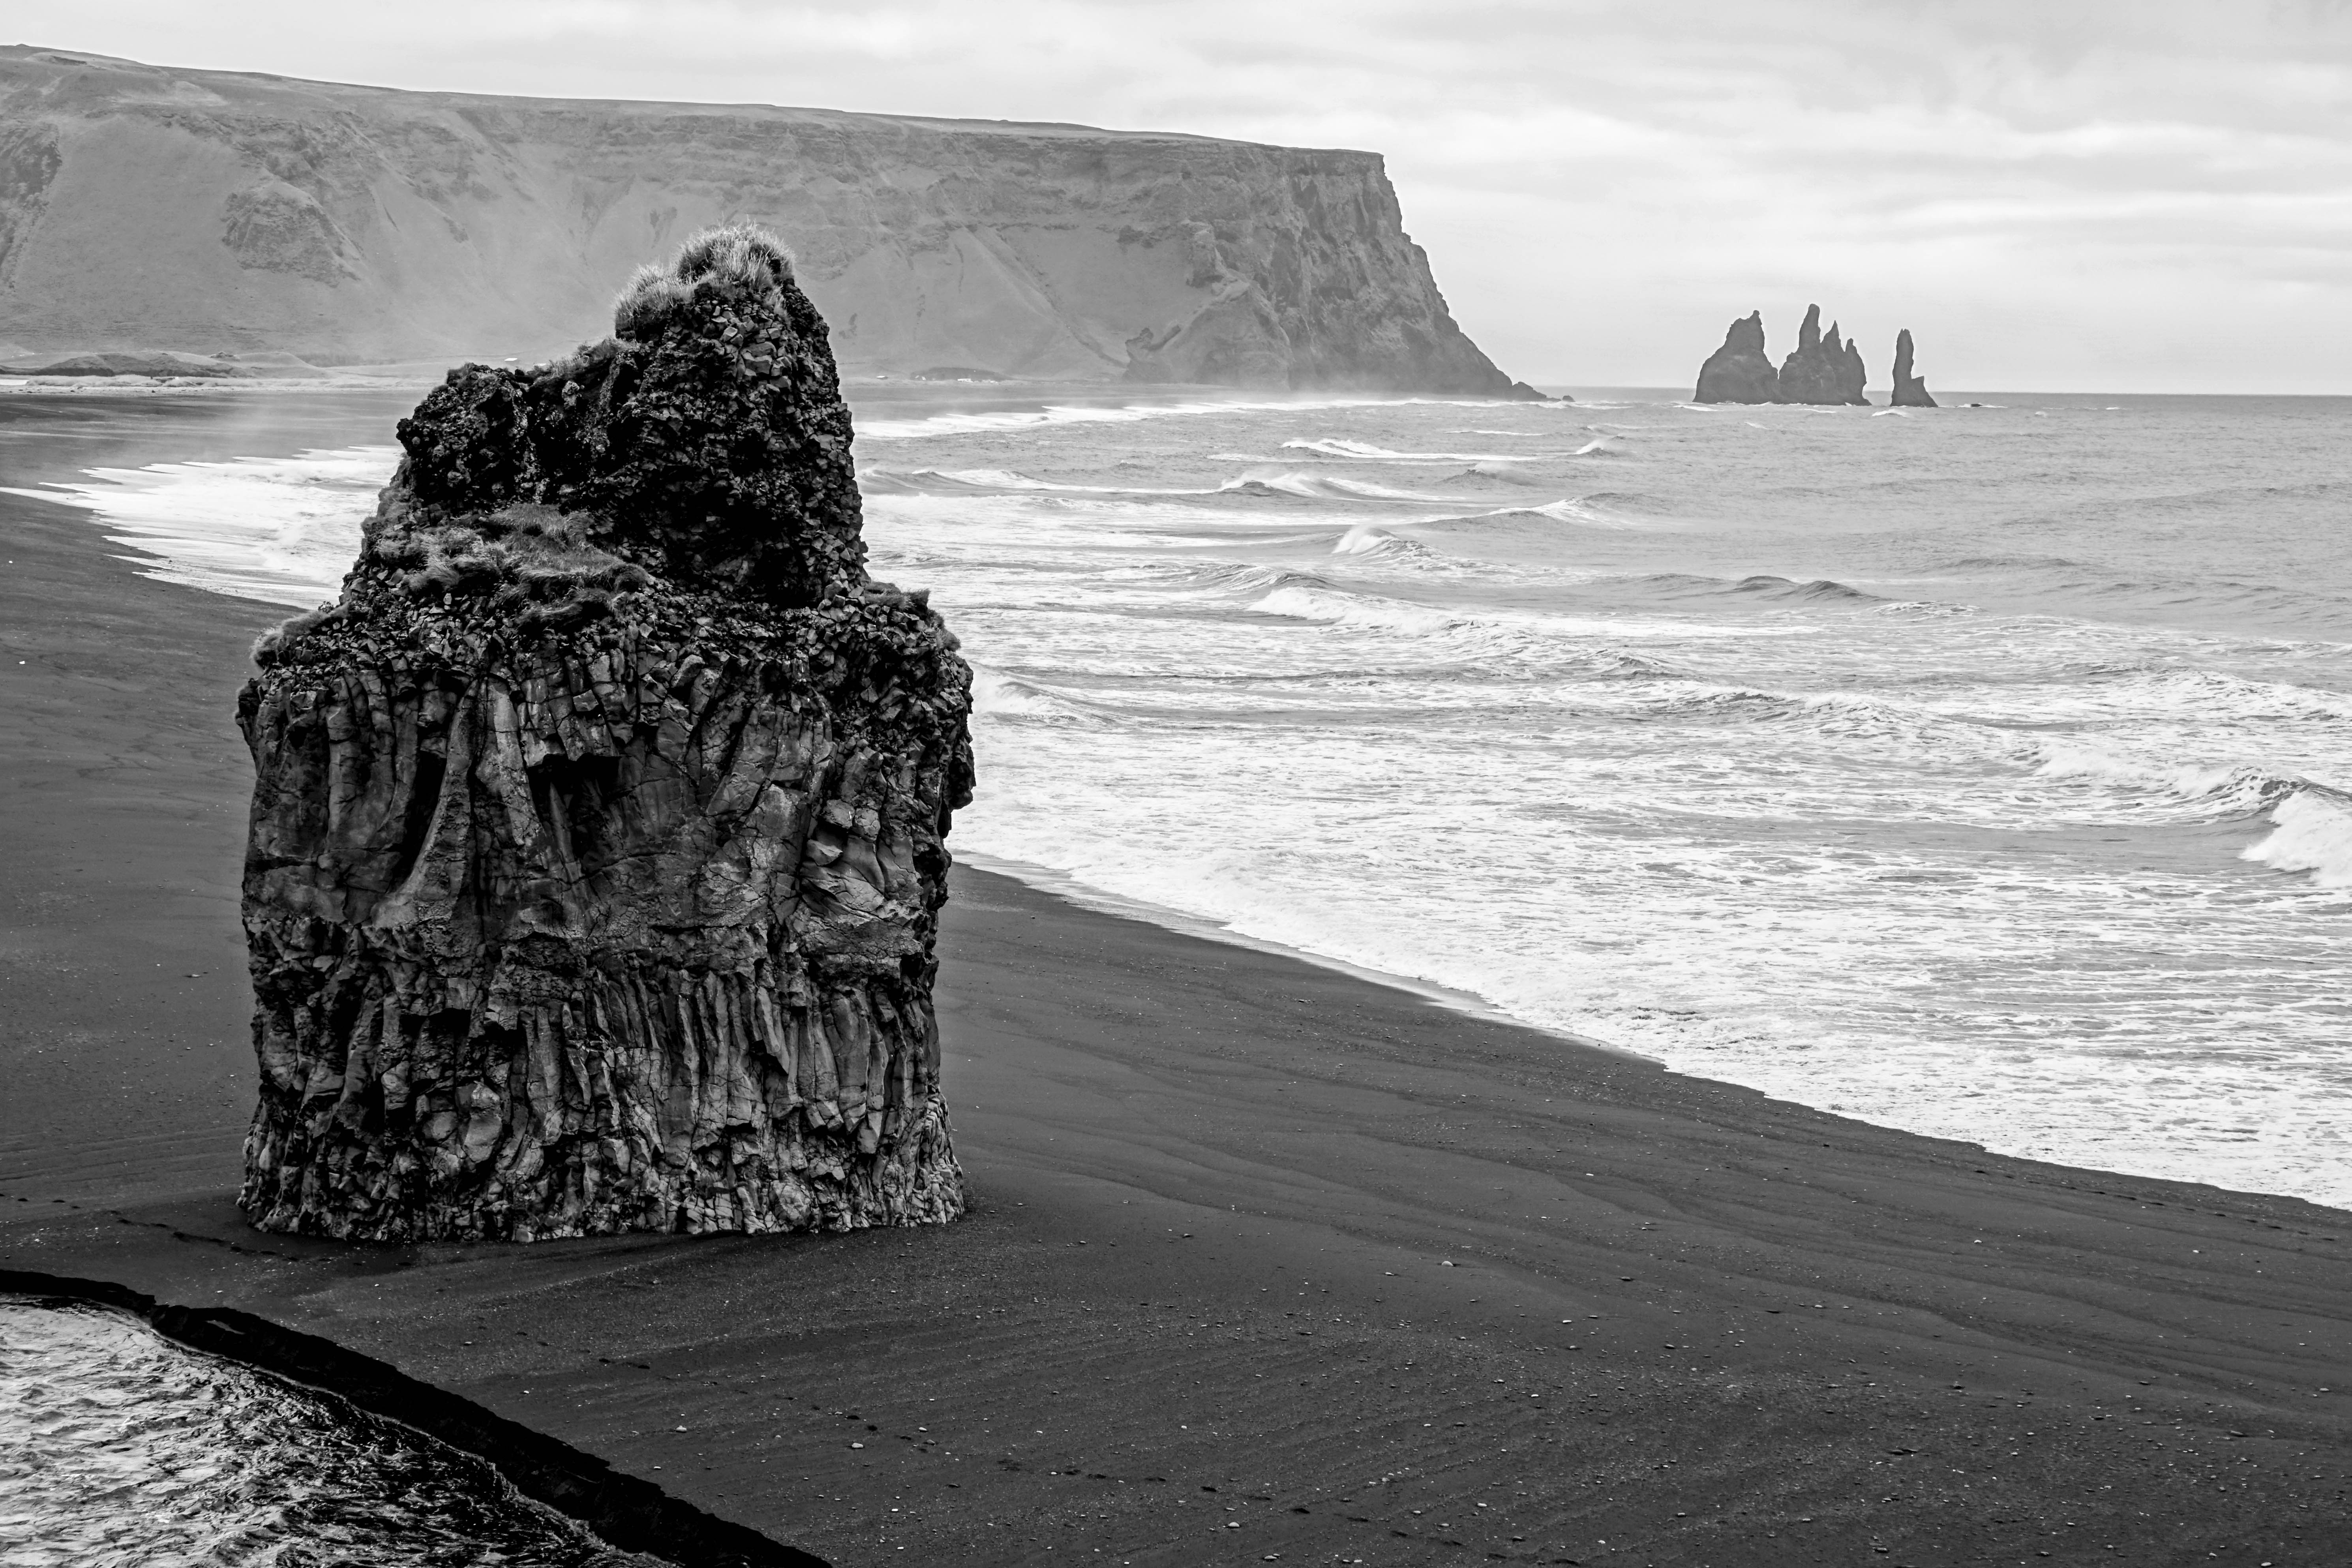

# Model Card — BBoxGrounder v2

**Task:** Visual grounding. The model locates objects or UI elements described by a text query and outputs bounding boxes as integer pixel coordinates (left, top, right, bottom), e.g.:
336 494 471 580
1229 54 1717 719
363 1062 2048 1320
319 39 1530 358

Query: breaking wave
1215 471 1453 503
2033 739 2320 820
852 394 1497 442
968 667 1110 726
1331 524 1445 565
1279 437 1536 463
861 467 1210 498
2242 792 2352 887
1729 575 1887 605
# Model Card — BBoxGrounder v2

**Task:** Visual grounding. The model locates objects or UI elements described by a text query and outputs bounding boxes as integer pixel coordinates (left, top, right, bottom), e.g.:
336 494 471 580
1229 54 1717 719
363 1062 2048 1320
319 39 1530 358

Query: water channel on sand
0 1295 660 1567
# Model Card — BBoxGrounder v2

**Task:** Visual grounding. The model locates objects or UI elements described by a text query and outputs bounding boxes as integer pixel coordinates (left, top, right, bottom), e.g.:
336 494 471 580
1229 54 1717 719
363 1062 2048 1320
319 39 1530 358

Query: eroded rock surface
1891 328 1937 407
236 226 974 1242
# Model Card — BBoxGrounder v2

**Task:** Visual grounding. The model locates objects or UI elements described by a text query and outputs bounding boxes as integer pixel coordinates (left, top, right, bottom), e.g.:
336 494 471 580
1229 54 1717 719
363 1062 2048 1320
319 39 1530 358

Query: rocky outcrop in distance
0 46 1524 395
1891 328 1937 407
236 224 975 1242
1776 305 1867 406
1693 312 1779 404
1691 304 1869 406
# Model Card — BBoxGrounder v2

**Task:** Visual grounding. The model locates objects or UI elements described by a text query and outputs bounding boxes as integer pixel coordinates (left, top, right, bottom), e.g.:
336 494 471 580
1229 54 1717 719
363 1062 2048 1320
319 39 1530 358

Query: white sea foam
867 467 1218 499
1247 583 1467 635
1246 581 1814 643
2242 791 2352 887
853 394 1492 443
1280 437 1537 463
4 445 390 606
1215 471 1453 503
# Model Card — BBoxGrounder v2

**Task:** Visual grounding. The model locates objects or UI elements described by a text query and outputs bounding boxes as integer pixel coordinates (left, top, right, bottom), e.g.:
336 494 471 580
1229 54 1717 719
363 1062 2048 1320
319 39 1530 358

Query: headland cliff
0 46 1522 393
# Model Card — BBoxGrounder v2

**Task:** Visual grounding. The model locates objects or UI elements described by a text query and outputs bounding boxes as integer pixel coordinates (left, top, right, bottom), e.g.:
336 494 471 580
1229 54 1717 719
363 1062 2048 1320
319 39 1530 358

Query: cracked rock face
236 225 975 1242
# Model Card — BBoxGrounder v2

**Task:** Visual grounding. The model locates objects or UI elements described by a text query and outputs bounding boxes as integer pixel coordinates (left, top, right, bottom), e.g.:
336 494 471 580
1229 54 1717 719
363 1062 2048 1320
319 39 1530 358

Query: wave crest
2033 740 2310 818
969 668 1109 727
2242 791 2352 887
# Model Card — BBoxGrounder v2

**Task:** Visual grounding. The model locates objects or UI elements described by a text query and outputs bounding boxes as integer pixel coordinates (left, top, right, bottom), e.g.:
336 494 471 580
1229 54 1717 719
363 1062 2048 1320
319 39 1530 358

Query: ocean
10 385 2348 1210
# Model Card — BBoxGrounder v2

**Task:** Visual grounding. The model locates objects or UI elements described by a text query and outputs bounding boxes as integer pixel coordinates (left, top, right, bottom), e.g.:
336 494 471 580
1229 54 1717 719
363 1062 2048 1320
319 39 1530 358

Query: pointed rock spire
1776 303 1867 405
1891 328 1937 407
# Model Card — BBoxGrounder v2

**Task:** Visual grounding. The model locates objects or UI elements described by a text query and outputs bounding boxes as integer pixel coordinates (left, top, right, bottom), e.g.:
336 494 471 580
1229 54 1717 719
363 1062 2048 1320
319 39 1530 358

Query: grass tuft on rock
613 223 795 341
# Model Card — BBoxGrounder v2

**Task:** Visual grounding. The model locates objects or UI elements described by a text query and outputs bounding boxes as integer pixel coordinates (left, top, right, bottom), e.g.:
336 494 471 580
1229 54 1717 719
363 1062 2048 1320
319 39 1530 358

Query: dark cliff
1776 304 1867 406
0 46 1520 394
237 225 974 1242
1693 311 1780 403
1891 328 1937 407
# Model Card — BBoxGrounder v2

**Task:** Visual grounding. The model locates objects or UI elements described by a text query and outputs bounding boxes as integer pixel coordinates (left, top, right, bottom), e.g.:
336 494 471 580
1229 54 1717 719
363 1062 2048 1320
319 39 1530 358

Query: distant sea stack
0 47 1523 396
236 225 974 1242
1774 305 1867 406
1690 305 1868 406
1693 312 1781 404
1891 328 1937 407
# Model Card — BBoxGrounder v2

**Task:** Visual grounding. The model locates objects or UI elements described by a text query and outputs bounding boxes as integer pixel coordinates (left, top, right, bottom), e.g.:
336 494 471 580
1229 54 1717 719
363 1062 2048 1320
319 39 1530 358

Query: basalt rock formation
0 46 1523 395
1776 305 1868 406
1891 328 1937 408
1692 311 1780 404
1692 306 1872 406
236 224 975 1242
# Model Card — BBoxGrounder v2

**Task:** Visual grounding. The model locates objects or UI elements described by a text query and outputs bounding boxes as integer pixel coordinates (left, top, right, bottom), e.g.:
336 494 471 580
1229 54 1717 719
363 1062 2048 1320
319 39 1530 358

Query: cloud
14 0 2352 388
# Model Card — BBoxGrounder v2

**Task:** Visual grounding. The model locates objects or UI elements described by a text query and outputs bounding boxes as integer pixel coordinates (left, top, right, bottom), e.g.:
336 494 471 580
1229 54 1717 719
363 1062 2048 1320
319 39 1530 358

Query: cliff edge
0 46 1519 394
236 225 974 1242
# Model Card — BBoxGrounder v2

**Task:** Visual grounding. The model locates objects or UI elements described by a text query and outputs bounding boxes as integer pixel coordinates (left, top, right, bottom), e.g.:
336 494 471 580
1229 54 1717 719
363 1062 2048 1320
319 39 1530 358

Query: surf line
0 1267 829 1568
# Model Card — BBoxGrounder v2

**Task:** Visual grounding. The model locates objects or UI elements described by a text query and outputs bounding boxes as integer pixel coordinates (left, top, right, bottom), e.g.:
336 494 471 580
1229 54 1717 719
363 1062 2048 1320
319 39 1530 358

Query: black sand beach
3 396 2349 1567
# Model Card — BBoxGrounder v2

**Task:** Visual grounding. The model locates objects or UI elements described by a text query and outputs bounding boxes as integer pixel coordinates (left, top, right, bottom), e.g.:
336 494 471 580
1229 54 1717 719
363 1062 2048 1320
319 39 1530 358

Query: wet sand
3 398 2349 1567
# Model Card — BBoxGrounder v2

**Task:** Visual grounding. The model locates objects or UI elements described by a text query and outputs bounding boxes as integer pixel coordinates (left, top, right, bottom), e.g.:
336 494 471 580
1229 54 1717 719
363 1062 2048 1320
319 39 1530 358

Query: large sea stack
1775 304 1868 406
1692 311 1780 404
235 225 974 1242
1891 328 1937 407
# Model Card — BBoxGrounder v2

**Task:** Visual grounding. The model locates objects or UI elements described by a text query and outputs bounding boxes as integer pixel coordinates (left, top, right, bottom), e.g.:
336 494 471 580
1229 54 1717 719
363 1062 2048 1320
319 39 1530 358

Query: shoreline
5 396 2350 1564
957 846 1671 1067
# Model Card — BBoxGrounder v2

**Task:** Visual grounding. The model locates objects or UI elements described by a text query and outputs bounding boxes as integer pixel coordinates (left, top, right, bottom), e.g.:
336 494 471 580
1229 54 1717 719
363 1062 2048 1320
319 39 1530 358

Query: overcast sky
17 0 2352 391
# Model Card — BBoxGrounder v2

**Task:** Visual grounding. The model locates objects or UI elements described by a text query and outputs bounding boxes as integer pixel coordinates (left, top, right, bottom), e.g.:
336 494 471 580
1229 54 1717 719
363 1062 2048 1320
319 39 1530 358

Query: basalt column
236 225 976 1242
